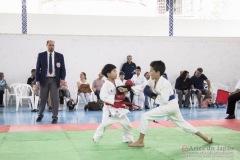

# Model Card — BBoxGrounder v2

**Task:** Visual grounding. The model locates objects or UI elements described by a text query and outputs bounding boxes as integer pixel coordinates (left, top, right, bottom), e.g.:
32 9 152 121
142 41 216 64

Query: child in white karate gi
131 66 146 109
115 71 126 87
119 61 212 147
92 64 133 143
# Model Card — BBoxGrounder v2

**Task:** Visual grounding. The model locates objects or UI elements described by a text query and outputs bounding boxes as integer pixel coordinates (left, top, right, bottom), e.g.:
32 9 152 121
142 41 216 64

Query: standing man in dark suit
121 55 136 102
35 40 66 124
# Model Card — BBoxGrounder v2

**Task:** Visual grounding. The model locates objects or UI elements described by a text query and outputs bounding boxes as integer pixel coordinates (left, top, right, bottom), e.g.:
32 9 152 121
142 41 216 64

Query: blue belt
168 94 175 101
155 94 175 107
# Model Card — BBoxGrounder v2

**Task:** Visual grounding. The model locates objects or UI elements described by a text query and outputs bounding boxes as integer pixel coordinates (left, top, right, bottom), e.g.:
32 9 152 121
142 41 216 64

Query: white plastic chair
235 101 239 119
191 83 212 107
15 84 34 111
74 86 84 110
76 92 95 110
34 95 39 110
32 86 40 110
75 82 98 110
191 89 204 107
2 88 7 106
7 83 20 106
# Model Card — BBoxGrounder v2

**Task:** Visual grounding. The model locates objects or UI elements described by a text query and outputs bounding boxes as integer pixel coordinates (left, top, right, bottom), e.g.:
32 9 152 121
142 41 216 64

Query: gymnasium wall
0 34 239 96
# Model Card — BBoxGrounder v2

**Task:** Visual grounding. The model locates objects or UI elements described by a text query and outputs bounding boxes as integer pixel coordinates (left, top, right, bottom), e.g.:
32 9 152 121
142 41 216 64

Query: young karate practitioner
119 60 213 147
92 64 133 143
131 66 146 109
115 71 126 87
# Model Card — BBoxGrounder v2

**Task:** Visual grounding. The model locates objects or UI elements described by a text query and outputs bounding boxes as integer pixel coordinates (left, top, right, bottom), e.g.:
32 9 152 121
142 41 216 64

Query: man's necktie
49 53 52 74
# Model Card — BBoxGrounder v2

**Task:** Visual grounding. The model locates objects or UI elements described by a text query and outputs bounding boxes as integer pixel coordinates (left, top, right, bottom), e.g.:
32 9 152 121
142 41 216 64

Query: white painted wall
1 13 240 37
0 34 239 97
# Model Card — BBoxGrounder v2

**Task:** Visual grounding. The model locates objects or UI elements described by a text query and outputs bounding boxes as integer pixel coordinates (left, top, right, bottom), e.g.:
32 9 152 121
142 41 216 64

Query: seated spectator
175 70 192 108
225 79 240 119
32 79 52 112
92 73 105 100
27 69 36 87
34 79 52 111
77 72 91 106
0 72 11 107
32 79 56 112
191 68 211 105
59 81 71 105
144 72 150 81
131 66 146 109
116 71 131 98
115 71 133 110
144 72 150 109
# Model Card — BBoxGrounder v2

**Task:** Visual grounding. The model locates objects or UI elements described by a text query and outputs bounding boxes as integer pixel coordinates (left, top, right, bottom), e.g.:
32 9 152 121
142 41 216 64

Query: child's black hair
136 66 141 71
119 71 125 76
101 64 116 78
197 68 203 73
150 60 165 75
144 72 149 77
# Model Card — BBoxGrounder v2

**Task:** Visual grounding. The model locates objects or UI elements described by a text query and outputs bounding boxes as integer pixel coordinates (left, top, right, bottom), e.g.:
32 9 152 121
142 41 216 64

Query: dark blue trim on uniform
168 95 175 101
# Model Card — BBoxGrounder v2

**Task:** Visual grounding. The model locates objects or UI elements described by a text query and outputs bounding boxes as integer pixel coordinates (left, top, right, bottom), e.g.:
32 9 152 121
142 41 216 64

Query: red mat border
0 120 239 133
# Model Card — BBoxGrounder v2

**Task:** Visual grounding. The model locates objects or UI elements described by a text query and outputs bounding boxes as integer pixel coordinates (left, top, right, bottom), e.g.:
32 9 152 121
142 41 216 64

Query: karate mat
0 124 239 160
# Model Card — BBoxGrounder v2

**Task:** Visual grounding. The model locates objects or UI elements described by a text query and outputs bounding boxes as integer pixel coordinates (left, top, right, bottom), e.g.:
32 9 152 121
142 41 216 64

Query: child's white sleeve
131 76 135 83
131 80 150 94
100 83 115 105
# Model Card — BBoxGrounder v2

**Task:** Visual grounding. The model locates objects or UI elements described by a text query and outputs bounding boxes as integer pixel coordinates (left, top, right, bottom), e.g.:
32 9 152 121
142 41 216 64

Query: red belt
104 102 141 109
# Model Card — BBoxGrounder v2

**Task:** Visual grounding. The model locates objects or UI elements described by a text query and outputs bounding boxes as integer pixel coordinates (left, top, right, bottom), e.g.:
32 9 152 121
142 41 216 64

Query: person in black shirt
121 55 136 102
27 69 36 87
225 80 240 119
191 68 211 105
175 70 192 108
